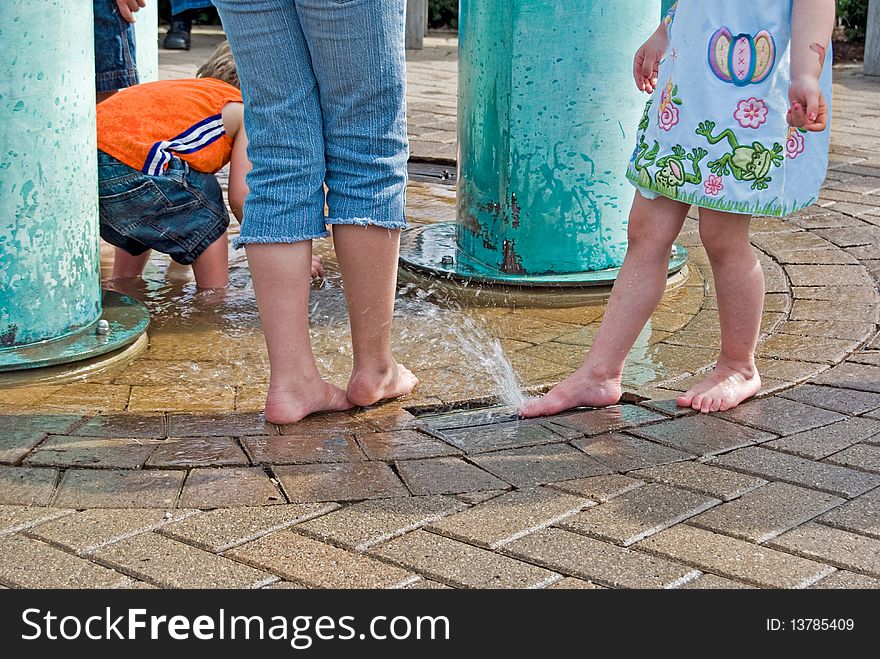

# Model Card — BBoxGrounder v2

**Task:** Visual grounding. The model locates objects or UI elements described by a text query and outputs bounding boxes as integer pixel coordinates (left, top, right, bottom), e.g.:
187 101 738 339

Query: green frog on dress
696 120 783 191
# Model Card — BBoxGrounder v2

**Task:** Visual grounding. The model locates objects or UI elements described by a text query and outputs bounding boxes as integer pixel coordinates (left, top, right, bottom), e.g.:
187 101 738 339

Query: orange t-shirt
97 78 242 176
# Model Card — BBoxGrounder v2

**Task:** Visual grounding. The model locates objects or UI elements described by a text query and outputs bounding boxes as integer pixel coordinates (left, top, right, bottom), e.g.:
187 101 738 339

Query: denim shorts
94 0 139 93
213 0 409 247
98 151 230 265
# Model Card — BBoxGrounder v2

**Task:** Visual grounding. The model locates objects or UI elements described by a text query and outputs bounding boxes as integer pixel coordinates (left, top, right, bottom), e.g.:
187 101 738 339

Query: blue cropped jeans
212 0 409 246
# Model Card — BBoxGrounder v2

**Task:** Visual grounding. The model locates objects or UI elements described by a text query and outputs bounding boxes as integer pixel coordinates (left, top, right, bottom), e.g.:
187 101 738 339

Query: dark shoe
162 14 192 51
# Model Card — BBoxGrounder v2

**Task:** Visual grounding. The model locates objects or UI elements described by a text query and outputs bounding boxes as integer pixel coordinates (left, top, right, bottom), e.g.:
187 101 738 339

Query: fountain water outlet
399 0 688 302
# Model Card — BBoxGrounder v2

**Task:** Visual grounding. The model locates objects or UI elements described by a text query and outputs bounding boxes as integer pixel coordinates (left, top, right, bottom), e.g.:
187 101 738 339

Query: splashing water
301 277 527 407
444 315 526 408
394 283 526 408
114 242 528 407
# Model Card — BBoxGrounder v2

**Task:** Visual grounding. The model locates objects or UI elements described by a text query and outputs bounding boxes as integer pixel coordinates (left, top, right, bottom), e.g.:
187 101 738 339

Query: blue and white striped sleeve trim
142 114 226 176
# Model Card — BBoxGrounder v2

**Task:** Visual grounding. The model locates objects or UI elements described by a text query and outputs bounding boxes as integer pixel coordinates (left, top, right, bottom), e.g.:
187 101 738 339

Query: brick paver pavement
0 32 878 589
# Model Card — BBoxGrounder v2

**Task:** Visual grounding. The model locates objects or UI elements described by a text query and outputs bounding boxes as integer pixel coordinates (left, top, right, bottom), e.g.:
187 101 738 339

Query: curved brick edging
635 226 879 401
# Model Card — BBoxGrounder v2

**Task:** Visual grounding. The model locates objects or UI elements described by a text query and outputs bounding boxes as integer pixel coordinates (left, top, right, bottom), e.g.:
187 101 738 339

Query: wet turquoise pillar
0 0 149 371
0 0 101 347
456 0 662 276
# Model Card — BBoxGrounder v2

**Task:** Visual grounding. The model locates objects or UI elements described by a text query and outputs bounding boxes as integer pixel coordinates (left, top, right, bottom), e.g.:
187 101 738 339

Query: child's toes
677 390 698 407
709 397 723 413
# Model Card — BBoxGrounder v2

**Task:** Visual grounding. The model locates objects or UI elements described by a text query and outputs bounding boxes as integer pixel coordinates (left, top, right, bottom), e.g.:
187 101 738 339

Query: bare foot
264 380 354 425
519 367 622 418
676 362 761 413
347 363 419 407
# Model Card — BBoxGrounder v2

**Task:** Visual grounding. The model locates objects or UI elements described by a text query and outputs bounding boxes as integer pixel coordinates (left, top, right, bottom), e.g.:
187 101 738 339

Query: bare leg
246 242 353 424
191 232 230 289
677 209 763 413
112 248 152 279
332 225 418 407
520 193 689 417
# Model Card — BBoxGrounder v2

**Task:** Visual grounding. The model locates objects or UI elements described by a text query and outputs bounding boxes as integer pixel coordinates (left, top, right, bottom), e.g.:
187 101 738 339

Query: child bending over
96 42 323 288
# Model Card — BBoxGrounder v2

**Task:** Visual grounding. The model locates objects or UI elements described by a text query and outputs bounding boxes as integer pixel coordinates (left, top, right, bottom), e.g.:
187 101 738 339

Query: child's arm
224 104 251 223
116 0 146 24
788 0 835 132
632 4 676 94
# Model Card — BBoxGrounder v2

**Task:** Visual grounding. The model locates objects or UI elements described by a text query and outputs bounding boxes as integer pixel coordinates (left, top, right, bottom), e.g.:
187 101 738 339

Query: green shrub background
429 0 458 30
838 0 870 40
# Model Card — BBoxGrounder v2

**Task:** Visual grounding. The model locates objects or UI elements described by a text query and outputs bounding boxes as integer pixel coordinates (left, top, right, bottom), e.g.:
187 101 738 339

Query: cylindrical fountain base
0 290 149 372
399 223 689 307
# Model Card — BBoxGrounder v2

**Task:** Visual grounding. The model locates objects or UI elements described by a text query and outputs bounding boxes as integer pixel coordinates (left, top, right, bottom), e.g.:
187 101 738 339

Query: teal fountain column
0 0 148 372
400 0 687 287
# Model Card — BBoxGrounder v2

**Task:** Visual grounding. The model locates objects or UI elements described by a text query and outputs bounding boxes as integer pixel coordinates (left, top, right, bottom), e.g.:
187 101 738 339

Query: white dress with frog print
626 0 832 217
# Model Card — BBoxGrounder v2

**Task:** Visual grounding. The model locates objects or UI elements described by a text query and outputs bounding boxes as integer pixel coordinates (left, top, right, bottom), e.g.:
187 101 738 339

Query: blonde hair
197 41 240 89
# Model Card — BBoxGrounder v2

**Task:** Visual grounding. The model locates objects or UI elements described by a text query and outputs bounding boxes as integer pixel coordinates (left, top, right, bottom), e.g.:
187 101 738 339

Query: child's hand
116 0 147 24
311 255 324 279
787 75 828 132
633 28 669 94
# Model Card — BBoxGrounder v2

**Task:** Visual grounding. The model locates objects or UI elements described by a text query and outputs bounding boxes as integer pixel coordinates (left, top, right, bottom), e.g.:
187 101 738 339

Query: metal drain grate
408 159 458 185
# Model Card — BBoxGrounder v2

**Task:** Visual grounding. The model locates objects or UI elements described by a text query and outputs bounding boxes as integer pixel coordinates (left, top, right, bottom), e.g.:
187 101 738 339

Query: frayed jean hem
326 217 408 231
233 231 331 249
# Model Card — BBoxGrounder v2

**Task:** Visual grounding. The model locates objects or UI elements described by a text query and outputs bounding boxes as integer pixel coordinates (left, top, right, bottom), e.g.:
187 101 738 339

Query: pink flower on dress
657 79 682 132
704 175 724 196
734 97 769 129
786 127 806 159
658 104 680 131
